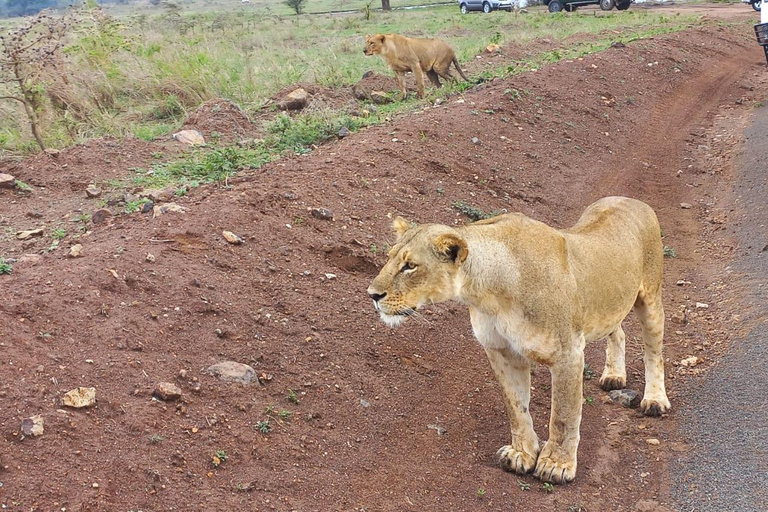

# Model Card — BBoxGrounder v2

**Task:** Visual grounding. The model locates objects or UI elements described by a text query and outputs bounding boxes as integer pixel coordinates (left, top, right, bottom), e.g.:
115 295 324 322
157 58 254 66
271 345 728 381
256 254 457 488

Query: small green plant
585 396 595 405
125 198 151 213
278 410 292 420
212 450 228 467
476 488 486 498
148 434 164 444
663 245 677 258
490 31 502 45
51 228 67 240
14 180 32 192
517 480 531 491
543 482 554 493
0 258 12 275
255 420 272 434
505 88 522 100
453 200 499 222
265 404 275 415
583 363 595 380
369 244 379 255
287 388 300 404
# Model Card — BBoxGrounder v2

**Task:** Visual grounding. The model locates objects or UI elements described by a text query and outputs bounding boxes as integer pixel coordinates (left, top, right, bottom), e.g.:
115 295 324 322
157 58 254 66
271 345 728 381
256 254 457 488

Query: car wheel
616 0 630 9
752 0 761 11
482 2 491 13
600 0 615 9
548 0 564 11
460 3 468 13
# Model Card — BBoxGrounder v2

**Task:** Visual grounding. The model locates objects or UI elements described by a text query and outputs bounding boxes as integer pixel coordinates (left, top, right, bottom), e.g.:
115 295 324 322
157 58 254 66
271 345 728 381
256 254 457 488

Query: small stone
433 98 445 107
471 137 480 145
608 389 641 409
679 355 700 368
86 185 101 198
310 208 334 221
351 84 370 100
646 438 660 446
324 273 337 280
338 126 350 138
172 129 205 146
207 361 256 384
16 228 44 240
92 483 99 489
680 203 692 209
485 43 500 53
610 41 626 49
152 203 186 218
91 208 113 225
370 91 393 105
62 387 96 408
277 88 309 111
44 148 61 157
146 253 156 263
141 201 154 214
154 382 182 401
0 173 15 189
68 244 83 258
21 415 44 437
360 398 371 408
695 302 709 309
140 188 175 203
222 230 244 245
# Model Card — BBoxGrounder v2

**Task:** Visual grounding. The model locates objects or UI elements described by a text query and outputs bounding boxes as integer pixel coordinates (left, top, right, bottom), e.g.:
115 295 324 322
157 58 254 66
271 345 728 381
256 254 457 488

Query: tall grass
0 5 703 153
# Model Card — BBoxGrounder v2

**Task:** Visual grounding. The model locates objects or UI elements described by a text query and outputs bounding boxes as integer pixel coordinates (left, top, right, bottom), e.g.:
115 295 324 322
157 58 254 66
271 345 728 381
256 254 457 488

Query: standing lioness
367 197 671 483
363 33 471 99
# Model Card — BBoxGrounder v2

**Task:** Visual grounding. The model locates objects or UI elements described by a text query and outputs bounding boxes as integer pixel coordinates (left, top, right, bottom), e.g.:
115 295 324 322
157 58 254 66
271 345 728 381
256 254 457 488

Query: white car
459 0 513 13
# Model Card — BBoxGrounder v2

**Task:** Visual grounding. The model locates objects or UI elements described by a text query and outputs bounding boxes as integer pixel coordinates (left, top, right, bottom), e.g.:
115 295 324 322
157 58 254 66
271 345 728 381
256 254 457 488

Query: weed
278 410 292 420
212 450 228 467
663 245 677 258
517 480 531 491
14 180 32 192
543 482 554 493
255 420 272 434
51 228 67 240
265 404 275 415
287 388 300 404
504 88 522 100
37 332 52 340
583 363 595 380
369 244 379 254
490 31 502 45
0 258 12 275
125 198 151 213
148 434 164 444
452 200 499 222
585 396 595 405
477 488 486 498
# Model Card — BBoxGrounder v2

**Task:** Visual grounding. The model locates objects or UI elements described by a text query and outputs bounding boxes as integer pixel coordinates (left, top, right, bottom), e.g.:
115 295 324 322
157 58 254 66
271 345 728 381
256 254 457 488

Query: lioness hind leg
426 70 442 88
599 325 627 391
635 288 671 417
481 342 540 475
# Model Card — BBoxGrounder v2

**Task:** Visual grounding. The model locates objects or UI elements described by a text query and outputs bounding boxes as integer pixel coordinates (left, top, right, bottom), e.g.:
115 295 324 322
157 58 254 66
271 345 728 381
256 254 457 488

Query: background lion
363 33 472 99
367 196 671 483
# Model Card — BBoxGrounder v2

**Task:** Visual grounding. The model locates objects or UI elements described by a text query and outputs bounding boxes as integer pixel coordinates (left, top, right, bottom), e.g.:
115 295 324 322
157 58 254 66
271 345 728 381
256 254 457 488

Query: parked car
459 0 513 14
742 0 761 11
544 0 631 11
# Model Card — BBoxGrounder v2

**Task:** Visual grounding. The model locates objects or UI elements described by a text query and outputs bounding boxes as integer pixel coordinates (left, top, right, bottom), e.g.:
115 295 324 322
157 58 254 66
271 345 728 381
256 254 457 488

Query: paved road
670 107 768 511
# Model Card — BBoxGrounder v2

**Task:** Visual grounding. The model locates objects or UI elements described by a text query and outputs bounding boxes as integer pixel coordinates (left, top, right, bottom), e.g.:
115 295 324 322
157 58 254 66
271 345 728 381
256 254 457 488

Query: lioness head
367 217 468 327
363 34 386 56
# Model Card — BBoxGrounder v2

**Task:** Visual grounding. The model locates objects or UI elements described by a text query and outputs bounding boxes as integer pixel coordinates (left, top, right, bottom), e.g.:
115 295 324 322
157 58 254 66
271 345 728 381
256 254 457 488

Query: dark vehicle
458 0 513 13
544 0 631 11
742 0 761 12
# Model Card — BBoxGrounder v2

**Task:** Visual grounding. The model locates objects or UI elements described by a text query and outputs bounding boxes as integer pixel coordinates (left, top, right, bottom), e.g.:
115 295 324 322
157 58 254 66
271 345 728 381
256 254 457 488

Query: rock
68 244 83 258
16 228 43 240
680 203 692 209
44 148 61 157
325 273 337 280
141 200 154 214
695 302 709 309
609 389 641 409
370 91 393 105
140 188 175 203
471 137 480 144
152 203 187 218
154 382 182 401
610 41 626 49
21 415 44 437
172 129 205 146
679 355 700 368
85 185 101 198
277 88 309 111
434 98 445 107
352 84 370 100
62 387 96 408
222 230 244 245
91 208 113 225
0 173 15 189
18 253 42 266
485 43 500 53
146 253 156 263
362 70 374 79
207 361 256 384
646 438 660 446
338 126 350 138
310 208 334 221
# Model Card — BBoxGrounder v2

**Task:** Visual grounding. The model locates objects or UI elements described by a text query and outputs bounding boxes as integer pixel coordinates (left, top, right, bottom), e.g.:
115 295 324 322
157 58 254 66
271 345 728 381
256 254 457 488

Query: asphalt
669 107 768 511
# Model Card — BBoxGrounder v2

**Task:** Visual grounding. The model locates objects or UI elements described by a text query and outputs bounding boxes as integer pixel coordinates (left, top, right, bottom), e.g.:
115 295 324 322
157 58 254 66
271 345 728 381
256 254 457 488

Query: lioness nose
368 291 387 302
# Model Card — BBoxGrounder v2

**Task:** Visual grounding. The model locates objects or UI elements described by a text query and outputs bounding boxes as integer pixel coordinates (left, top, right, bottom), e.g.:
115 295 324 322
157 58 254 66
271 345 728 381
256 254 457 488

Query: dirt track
1 11 767 512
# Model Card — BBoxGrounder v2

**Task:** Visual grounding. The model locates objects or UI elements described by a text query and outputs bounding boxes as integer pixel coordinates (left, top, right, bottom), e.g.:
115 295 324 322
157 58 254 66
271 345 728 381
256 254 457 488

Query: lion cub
363 33 472 99
367 197 671 483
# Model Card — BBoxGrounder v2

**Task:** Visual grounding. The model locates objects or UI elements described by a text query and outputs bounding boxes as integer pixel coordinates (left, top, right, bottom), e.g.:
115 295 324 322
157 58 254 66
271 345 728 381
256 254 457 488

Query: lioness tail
452 57 484 84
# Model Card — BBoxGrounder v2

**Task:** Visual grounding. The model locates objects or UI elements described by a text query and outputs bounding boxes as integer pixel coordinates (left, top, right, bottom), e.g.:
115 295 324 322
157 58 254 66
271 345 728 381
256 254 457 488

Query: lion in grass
363 33 472 100
367 196 671 483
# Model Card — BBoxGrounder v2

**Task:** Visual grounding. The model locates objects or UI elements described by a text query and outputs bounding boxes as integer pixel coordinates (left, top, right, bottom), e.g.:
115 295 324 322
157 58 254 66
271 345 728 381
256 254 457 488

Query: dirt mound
182 98 258 142
269 82 360 112
355 70 402 94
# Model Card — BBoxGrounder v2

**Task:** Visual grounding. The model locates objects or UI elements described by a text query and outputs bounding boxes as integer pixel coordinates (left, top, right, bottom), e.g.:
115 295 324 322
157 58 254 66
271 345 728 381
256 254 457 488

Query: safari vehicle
459 0 513 14
544 0 631 11
742 0 761 11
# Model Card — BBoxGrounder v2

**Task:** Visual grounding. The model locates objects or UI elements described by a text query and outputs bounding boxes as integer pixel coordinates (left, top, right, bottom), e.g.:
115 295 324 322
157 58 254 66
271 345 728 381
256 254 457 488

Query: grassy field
0 3 705 156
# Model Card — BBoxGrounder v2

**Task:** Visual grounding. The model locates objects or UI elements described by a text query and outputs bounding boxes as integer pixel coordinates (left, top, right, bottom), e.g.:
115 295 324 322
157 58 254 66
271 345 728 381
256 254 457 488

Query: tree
381 0 391 10
0 10 69 150
284 0 307 15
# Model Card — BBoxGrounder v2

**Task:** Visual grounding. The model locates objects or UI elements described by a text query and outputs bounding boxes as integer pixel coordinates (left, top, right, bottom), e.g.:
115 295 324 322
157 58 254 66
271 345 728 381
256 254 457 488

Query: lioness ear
392 216 412 239
377 34 385 42
433 233 468 264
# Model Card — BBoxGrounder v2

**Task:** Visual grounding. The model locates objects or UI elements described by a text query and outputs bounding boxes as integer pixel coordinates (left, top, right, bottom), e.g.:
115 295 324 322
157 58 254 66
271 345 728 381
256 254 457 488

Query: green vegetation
255 420 272 434
0 258 12 275
663 245 677 258
287 388 300 405
453 200 500 221
148 434 164 444
212 450 228 467
583 363 595 380
1 4 704 155
543 482 555 493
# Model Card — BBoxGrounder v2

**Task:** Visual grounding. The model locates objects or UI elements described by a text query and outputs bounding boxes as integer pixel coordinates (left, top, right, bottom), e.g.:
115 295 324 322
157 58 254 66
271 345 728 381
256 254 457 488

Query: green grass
0 258 12 275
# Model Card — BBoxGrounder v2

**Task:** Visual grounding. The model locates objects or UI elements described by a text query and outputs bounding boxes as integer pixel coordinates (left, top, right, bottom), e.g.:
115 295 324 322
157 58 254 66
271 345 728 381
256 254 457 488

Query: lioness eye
400 262 416 273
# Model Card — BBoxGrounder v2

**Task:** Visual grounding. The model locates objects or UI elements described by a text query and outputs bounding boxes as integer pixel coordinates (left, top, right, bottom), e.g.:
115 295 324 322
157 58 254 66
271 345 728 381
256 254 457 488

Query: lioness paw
533 455 576 484
640 396 671 417
497 445 538 475
598 374 626 391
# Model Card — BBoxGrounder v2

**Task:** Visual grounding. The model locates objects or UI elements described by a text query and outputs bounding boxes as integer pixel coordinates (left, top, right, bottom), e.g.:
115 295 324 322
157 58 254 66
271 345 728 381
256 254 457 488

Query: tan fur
367 197 671 483
363 33 471 99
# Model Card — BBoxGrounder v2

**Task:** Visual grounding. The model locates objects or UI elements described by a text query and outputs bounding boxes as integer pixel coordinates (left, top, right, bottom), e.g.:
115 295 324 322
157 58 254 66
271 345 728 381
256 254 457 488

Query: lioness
363 33 471 100
367 197 671 483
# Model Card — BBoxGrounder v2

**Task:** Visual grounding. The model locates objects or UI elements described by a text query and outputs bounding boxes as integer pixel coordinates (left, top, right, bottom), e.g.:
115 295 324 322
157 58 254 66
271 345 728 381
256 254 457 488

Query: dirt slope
0 20 765 512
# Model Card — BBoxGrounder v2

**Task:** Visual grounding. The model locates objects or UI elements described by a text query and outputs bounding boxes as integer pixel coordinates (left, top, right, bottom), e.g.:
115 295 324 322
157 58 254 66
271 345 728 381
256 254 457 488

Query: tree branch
0 95 26 103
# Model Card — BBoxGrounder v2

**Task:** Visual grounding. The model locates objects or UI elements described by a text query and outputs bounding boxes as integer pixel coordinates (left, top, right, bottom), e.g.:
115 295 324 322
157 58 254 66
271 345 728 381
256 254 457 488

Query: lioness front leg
534 344 584 484
394 71 408 100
